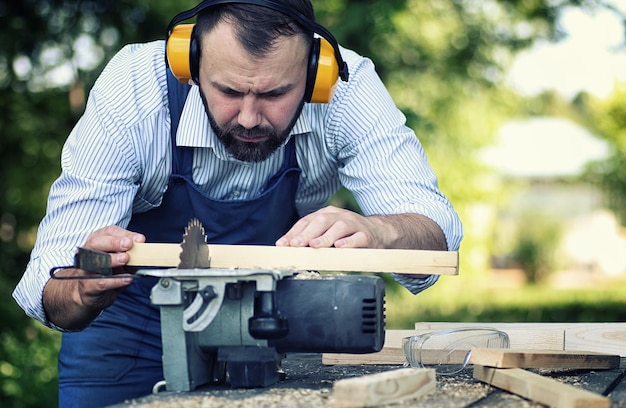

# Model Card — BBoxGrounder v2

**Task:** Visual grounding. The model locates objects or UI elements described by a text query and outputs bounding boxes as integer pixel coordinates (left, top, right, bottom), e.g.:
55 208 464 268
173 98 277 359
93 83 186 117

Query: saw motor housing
146 270 386 391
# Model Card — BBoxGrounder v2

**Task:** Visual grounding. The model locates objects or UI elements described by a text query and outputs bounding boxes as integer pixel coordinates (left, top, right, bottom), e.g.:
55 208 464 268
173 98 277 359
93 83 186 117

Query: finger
332 231 369 248
308 220 366 248
81 226 145 268
276 216 314 246
79 277 132 310
286 213 339 247
55 267 132 309
83 225 145 252
80 273 133 292
276 207 354 247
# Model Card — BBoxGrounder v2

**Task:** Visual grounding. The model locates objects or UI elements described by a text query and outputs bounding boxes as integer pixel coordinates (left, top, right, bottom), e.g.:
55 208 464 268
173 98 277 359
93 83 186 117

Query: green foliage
0 86 69 408
0 323 60 408
581 85 626 224
386 279 626 329
510 210 563 284
0 85 80 408
0 3 196 407
588 154 626 225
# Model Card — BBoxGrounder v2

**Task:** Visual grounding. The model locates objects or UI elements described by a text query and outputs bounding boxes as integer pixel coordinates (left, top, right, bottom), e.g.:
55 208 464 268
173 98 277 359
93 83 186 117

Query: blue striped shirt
13 40 463 327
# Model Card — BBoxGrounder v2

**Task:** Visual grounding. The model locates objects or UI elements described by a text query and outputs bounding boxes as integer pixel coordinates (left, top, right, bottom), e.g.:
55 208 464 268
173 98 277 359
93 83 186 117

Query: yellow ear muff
166 24 342 101
310 38 340 103
166 24 194 84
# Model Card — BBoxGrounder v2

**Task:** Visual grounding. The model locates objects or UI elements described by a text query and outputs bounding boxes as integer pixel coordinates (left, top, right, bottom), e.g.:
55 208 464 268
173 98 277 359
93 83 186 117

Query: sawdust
122 388 330 408
112 355 626 407
111 356 546 408
292 271 322 279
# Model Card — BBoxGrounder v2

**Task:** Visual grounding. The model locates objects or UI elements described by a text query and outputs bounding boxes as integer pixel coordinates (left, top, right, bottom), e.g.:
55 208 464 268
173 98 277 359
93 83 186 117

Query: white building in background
563 209 626 277
482 117 626 281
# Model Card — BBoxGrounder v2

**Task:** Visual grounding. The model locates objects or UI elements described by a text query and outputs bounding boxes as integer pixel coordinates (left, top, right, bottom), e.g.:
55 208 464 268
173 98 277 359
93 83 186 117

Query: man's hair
195 0 315 59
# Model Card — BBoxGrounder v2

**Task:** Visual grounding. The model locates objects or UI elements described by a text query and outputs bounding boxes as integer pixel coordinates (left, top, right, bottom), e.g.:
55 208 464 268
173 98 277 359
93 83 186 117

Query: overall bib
58 70 301 407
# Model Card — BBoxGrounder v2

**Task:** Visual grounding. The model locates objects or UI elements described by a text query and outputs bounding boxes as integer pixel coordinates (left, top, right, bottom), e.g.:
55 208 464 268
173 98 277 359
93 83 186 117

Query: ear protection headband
165 0 349 103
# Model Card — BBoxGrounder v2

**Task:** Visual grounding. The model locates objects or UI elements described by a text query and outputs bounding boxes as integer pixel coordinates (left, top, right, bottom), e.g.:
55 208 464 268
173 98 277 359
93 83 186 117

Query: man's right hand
42 226 145 331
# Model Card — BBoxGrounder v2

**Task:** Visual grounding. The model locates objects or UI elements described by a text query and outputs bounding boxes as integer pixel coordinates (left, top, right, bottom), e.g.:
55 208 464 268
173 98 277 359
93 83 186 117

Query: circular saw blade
179 218 211 269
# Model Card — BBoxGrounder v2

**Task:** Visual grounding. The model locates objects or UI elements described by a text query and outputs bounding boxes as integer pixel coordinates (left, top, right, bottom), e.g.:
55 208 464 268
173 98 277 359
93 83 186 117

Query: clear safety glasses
403 328 510 375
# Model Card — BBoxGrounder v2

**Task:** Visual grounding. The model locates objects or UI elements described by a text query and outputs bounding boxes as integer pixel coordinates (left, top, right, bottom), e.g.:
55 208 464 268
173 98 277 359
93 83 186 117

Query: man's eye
223 90 242 97
257 90 287 99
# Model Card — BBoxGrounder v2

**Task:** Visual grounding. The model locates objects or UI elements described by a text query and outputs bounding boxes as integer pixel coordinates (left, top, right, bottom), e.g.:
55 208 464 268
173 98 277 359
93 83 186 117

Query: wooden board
326 324 626 366
323 327 563 366
331 368 436 407
415 323 564 351
564 324 626 356
127 243 459 275
469 348 621 370
322 347 405 366
473 366 610 408
415 322 626 356
323 330 412 365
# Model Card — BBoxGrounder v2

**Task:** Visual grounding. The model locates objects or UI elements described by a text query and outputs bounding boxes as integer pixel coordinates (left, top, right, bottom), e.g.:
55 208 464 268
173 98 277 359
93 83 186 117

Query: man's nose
238 95 262 129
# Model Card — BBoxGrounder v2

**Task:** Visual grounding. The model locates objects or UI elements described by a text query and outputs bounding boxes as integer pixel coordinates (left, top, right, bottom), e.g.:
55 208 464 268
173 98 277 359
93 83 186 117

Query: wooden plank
417 328 563 351
323 326 569 366
565 324 626 356
416 322 626 331
469 348 621 370
330 368 436 408
473 366 610 408
323 330 413 365
416 322 626 356
322 348 404 366
323 349 471 366
323 329 486 366
415 323 565 351
127 242 459 275
325 323 626 366
385 330 417 348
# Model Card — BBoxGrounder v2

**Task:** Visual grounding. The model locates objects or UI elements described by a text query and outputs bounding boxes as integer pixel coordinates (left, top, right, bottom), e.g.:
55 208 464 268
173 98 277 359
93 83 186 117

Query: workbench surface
112 354 626 407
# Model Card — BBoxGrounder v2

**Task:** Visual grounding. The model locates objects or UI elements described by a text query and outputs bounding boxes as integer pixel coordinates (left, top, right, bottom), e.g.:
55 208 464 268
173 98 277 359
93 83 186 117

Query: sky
507 3 626 100
485 2 626 177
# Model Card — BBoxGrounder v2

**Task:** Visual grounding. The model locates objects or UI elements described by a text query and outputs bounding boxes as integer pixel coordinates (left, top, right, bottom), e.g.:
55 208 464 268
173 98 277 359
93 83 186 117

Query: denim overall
57 70 301 407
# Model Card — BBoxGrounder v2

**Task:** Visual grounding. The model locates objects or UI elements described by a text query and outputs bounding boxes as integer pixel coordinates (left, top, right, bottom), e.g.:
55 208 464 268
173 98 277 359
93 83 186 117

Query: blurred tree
511 209 564 284
0 0 623 406
582 84 626 225
0 1 196 406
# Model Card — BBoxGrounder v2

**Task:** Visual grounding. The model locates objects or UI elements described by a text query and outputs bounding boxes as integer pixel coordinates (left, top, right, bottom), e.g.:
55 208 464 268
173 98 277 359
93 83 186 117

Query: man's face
197 21 308 162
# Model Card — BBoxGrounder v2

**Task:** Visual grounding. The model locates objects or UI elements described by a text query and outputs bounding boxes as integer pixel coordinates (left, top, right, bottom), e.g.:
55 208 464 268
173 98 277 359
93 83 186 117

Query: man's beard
199 88 304 163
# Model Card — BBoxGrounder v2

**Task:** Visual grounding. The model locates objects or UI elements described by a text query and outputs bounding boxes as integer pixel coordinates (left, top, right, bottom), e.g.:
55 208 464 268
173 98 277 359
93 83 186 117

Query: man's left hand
275 206 388 248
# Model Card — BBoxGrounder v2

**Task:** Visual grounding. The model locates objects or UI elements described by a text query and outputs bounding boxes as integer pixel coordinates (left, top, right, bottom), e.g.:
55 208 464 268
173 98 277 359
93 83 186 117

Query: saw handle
248 291 288 340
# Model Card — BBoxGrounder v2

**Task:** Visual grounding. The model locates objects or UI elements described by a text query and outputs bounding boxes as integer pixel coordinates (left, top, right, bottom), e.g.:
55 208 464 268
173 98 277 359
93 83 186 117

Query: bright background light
506 4 626 99
487 3 626 177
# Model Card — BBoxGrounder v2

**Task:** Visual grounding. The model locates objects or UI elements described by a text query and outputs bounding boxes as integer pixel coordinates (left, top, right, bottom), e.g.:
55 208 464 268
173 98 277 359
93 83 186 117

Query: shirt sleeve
12 42 171 328
12 75 142 329
327 50 463 293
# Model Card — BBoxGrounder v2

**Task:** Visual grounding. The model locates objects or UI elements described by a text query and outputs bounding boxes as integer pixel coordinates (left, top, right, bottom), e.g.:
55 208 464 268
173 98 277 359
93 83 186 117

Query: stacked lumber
470 349 616 407
324 323 626 365
473 365 610 408
415 322 626 356
469 348 620 370
324 323 624 407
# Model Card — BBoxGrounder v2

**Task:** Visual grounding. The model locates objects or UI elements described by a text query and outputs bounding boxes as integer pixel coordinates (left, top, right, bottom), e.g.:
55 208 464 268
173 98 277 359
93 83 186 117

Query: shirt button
232 191 240 198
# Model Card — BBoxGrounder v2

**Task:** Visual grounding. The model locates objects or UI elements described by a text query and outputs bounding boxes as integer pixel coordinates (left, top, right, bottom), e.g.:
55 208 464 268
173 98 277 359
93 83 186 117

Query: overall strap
166 68 192 172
